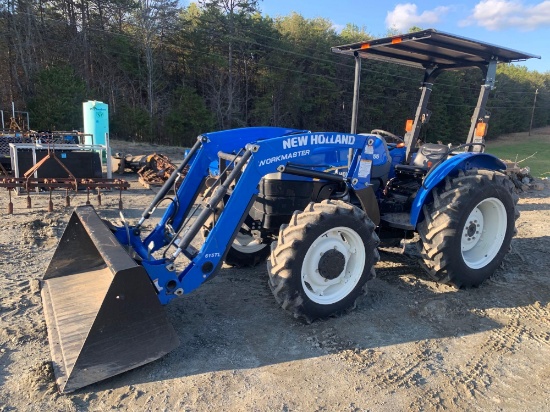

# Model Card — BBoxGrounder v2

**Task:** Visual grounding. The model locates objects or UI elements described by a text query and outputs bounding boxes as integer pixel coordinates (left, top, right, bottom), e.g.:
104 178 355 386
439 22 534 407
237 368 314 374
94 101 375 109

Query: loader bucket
41 206 179 393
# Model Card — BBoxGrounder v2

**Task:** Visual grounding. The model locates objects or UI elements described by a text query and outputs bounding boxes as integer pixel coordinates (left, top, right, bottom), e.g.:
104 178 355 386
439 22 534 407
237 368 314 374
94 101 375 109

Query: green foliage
339 23 372 43
4 3 549 142
111 105 152 141
163 87 214 146
27 65 86 131
427 70 478 143
486 64 547 138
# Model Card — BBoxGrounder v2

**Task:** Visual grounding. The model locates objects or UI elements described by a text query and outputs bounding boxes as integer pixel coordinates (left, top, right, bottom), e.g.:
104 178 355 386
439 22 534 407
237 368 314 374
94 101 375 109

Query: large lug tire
224 230 271 267
418 169 519 288
268 199 380 323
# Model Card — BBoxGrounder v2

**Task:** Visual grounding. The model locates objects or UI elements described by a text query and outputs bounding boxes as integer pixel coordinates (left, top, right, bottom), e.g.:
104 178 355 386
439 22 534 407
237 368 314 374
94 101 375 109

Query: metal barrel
41 206 179 393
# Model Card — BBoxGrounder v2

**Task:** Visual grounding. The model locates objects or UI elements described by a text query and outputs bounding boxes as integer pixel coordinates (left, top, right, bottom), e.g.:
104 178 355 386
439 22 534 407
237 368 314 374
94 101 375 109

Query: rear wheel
268 200 379 323
202 201 270 268
418 169 519 288
224 230 270 267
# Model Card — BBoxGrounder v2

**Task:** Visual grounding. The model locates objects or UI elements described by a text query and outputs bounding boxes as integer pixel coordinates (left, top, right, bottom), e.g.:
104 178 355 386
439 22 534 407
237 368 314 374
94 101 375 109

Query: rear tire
268 199 379 323
224 230 271 267
418 169 519 288
202 204 270 268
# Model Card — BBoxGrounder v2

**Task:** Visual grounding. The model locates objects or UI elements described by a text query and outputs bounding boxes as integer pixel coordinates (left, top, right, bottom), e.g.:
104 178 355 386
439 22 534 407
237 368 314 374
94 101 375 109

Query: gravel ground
1 140 549 411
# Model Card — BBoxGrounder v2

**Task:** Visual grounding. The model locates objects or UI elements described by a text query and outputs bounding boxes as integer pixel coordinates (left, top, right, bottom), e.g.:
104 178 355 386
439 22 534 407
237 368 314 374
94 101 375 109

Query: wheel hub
466 222 477 237
318 249 346 280
462 207 483 252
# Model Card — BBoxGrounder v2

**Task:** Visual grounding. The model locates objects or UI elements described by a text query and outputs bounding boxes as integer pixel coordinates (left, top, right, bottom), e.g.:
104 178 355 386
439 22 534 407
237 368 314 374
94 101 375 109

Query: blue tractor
41 29 539 392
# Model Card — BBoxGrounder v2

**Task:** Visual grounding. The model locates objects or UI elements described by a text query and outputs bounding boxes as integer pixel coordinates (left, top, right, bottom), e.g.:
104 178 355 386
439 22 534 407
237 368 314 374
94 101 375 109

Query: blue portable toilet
83 101 109 146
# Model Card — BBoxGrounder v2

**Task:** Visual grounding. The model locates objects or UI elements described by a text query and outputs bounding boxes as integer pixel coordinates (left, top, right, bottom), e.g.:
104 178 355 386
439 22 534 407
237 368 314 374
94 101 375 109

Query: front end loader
42 127 381 392
41 207 179 392
41 29 539 393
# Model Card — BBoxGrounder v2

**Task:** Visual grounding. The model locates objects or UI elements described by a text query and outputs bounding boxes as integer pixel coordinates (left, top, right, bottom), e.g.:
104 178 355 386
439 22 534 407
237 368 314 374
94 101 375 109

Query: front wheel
268 200 380 323
418 169 519 288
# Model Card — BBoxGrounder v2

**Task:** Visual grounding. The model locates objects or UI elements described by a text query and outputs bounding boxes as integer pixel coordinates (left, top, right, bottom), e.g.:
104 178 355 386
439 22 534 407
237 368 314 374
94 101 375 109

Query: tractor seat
395 143 449 175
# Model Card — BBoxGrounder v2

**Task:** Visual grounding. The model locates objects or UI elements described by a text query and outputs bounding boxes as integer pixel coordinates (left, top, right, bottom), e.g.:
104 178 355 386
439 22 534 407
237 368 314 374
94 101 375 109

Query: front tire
418 169 519 288
268 200 379 323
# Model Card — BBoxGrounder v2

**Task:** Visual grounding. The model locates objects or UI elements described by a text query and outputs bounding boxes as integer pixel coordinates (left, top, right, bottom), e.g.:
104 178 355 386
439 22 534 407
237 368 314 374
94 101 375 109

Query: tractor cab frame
332 29 540 162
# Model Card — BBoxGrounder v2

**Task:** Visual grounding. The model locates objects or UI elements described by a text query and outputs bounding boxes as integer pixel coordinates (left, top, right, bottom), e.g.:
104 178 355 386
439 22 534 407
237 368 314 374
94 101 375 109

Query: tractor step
380 212 415 230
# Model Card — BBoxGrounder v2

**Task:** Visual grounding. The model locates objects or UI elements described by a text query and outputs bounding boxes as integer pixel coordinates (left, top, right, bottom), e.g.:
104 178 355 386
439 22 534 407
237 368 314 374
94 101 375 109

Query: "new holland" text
282 134 355 149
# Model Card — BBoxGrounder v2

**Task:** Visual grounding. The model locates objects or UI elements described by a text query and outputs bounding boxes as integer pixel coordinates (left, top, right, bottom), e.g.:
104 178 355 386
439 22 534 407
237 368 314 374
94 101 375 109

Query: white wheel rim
461 197 507 269
232 232 266 253
301 226 366 305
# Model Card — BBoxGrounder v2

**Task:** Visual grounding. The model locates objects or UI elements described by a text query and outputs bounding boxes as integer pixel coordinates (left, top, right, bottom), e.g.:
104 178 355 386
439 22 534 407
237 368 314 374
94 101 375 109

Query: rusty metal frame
0 143 128 213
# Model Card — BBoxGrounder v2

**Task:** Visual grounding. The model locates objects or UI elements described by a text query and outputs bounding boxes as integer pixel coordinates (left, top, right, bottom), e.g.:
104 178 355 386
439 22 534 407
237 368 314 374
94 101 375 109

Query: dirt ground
1 138 550 411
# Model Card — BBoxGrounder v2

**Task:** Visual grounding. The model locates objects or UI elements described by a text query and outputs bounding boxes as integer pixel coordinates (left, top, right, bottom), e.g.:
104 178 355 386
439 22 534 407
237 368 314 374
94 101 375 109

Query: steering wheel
370 129 405 144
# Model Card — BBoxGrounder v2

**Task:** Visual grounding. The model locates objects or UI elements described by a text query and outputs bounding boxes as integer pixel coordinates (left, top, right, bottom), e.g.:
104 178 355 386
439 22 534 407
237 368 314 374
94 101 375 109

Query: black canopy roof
331 29 540 70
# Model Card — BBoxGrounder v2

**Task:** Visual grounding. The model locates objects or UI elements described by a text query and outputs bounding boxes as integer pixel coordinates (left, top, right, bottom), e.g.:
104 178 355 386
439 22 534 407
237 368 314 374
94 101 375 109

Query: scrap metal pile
503 161 546 191
112 152 183 189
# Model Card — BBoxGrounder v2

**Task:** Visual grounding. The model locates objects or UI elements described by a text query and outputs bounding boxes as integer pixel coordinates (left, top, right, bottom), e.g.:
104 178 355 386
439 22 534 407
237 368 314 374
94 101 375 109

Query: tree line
1 0 549 147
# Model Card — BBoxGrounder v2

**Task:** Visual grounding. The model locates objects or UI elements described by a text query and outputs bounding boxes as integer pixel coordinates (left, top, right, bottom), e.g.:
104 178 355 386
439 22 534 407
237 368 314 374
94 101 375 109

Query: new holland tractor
41 29 539 392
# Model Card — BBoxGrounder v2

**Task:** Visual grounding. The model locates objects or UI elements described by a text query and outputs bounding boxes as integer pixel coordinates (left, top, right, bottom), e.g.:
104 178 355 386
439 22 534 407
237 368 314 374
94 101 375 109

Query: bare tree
133 0 177 137
199 0 259 128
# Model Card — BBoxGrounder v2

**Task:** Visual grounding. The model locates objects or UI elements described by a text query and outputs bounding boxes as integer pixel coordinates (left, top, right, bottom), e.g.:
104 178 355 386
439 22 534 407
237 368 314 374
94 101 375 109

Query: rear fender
409 153 506 228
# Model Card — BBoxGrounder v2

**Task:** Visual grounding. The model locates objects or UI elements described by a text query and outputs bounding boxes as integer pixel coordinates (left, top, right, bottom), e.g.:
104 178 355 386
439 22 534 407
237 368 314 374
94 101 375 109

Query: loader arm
115 129 373 304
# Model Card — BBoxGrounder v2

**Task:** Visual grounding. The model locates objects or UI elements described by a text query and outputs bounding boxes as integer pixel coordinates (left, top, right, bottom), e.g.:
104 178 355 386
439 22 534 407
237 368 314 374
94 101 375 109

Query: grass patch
485 135 550 177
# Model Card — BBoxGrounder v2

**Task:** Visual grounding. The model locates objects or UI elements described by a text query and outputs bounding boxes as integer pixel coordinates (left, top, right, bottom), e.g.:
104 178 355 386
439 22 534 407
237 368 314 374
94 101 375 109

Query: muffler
41 206 179 393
